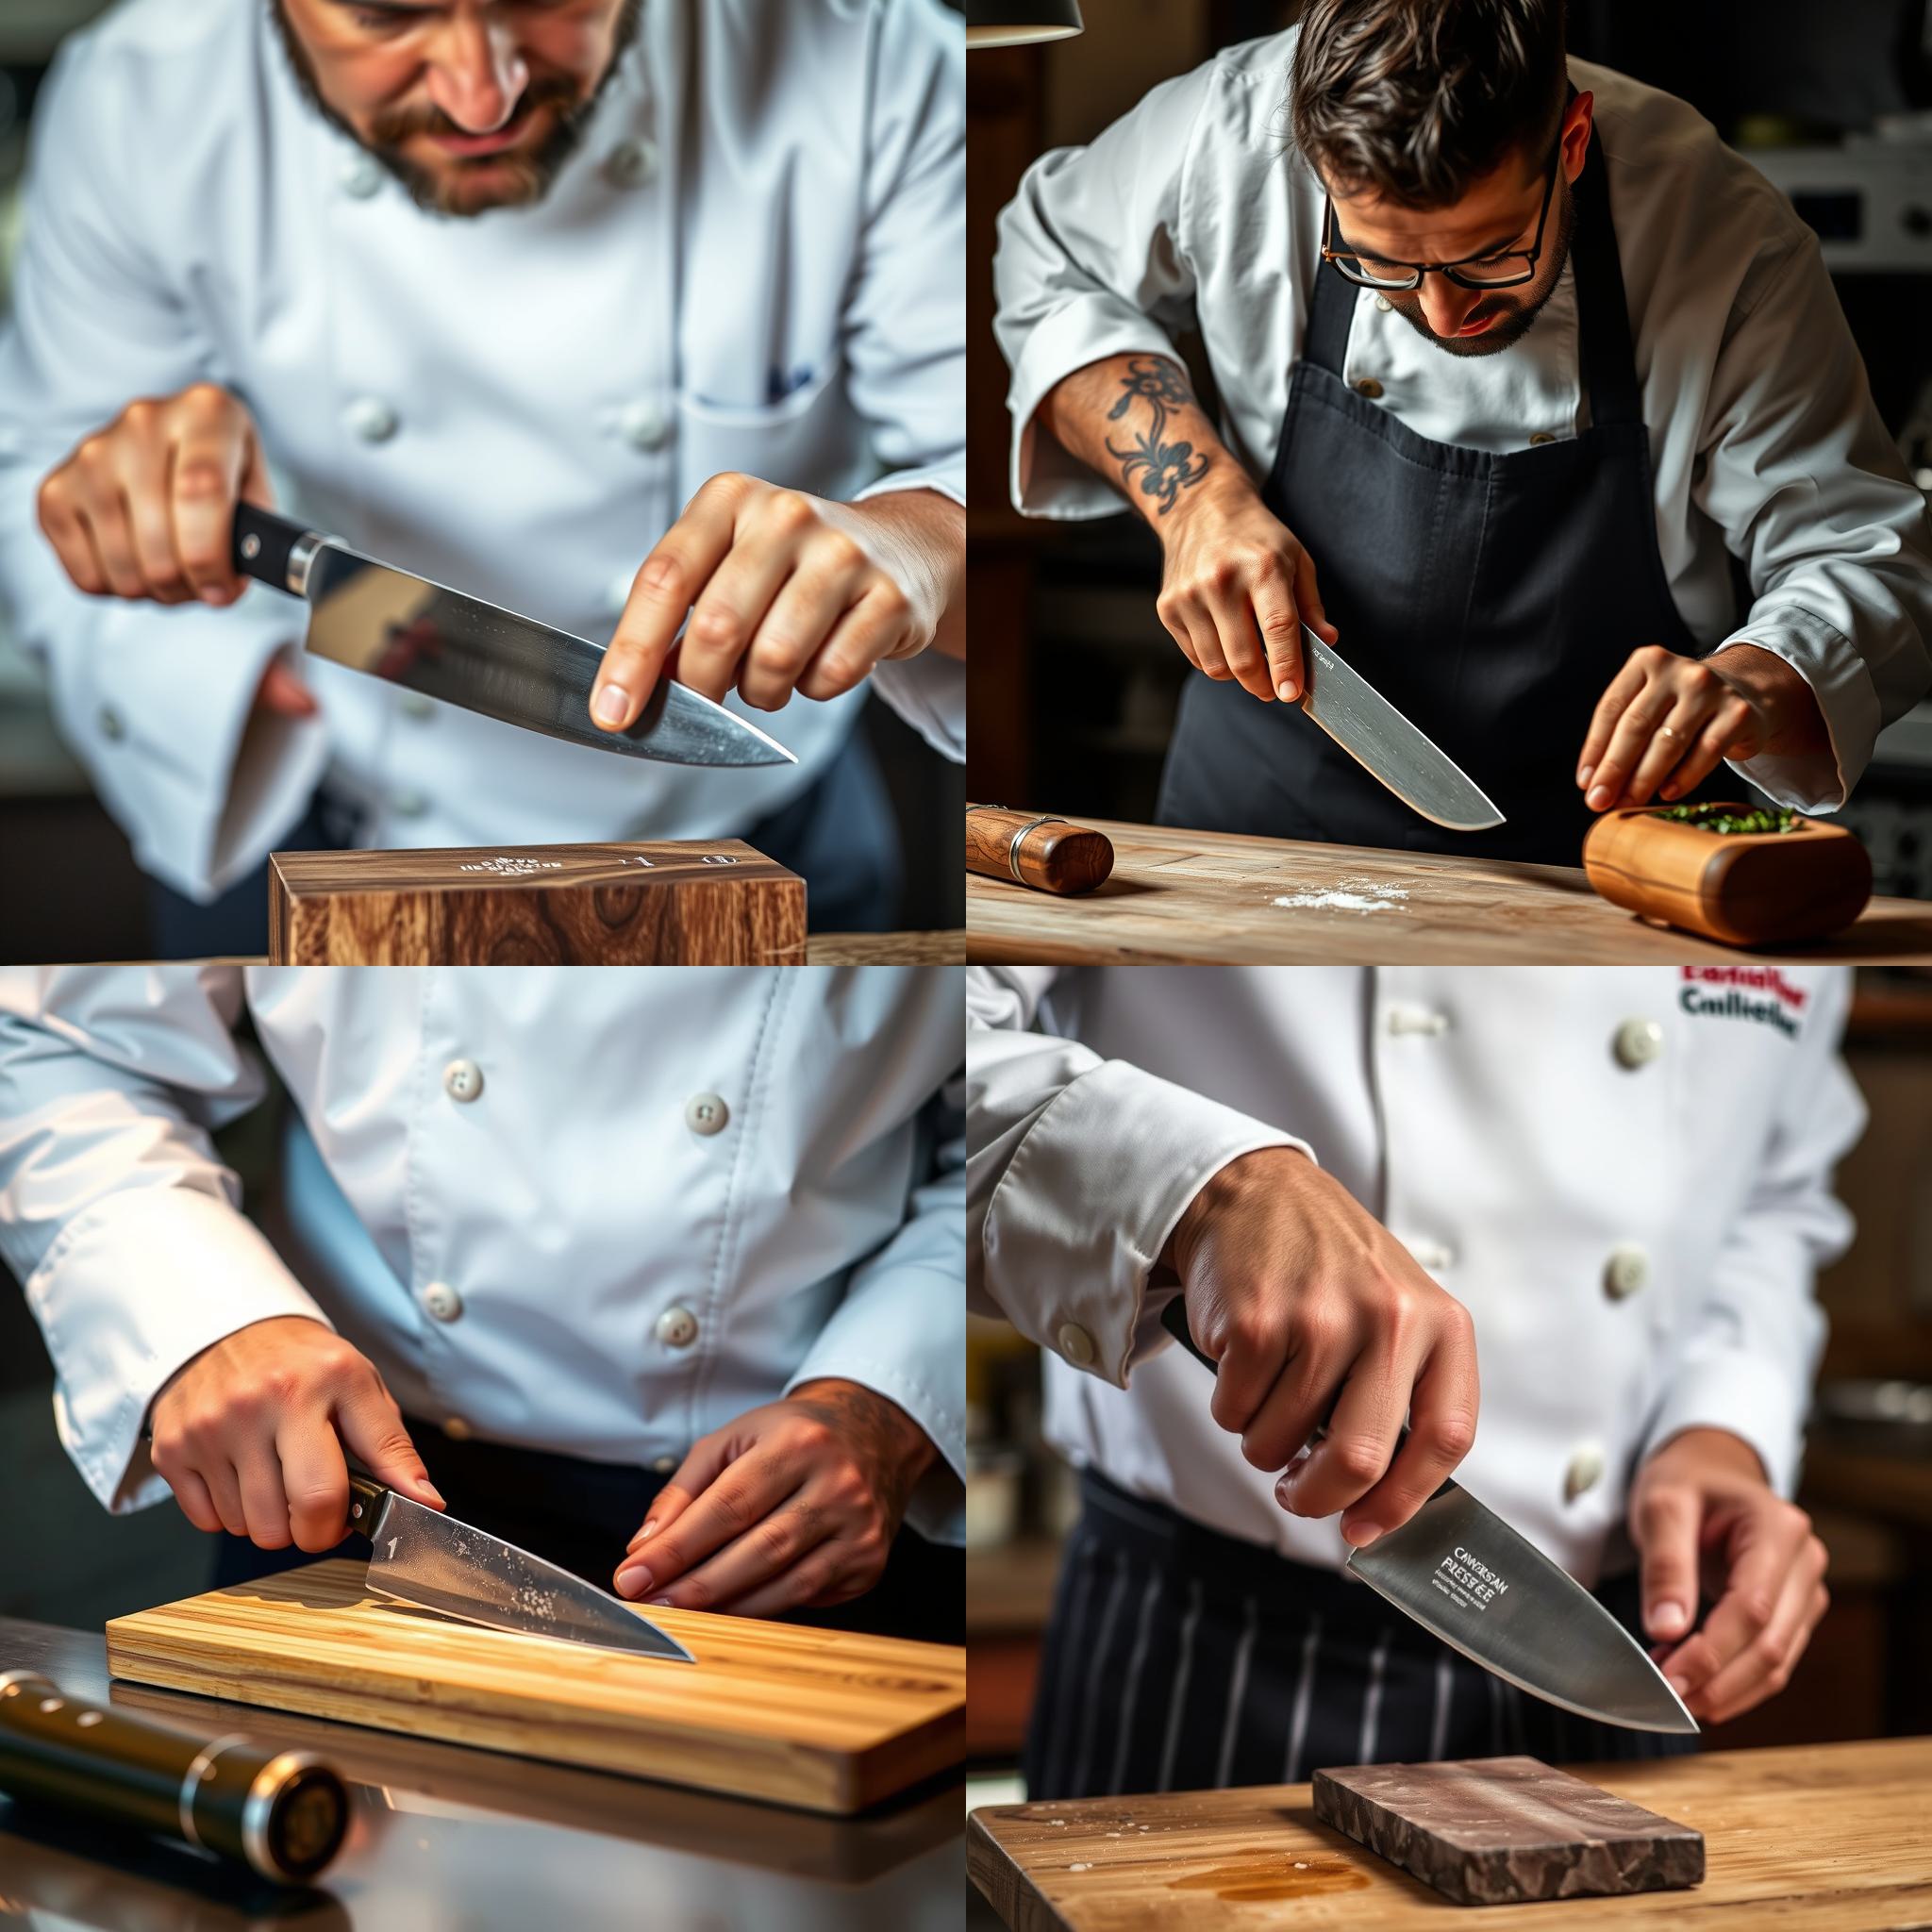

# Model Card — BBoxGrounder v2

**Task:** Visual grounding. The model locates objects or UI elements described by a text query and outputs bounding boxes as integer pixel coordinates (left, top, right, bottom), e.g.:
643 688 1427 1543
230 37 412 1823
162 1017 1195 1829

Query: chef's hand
590 476 959 730
1628 1426 1829 1725
1576 643 1829 813
611 1378 937 1618
1153 474 1341 705
148 1315 443 1552
1160 1146 1479 1546
36 385 318 720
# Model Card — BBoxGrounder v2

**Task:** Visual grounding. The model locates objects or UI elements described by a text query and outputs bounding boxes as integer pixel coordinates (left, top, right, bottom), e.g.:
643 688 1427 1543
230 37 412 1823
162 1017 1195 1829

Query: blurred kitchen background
964 970 1932 1838
969 0 1932 897
0 0 967 960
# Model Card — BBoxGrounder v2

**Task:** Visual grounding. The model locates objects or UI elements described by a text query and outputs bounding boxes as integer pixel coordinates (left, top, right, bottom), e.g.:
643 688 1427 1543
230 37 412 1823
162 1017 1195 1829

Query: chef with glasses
991 0 1931 862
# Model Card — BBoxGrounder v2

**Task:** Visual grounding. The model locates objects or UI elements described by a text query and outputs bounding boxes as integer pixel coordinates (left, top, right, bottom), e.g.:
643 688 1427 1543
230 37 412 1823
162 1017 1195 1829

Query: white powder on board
1271 875 1411 913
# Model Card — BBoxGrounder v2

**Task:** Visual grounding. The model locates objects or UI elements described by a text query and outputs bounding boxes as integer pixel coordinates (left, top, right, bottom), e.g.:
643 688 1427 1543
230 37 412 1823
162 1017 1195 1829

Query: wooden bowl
1582 802 1872 947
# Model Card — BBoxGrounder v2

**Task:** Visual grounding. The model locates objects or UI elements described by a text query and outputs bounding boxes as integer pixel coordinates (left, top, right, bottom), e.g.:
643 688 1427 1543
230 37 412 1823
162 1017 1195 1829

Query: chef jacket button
401 692 435 721
1564 1443 1605 1502
620 400 673 453
1528 431 1557 446
443 1058 485 1103
1354 376 1385 399
442 1415 475 1441
1058 1322 1096 1368
340 154 384 199
1385 1006 1449 1038
422 1280 464 1323
1374 295 1393 312
1614 1018 1664 1070
98 705 125 741
657 1304 699 1349
1409 1240 1456 1272
650 1455 678 1474
605 138 659 189
345 395 400 444
685 1092 729 1135
1604 1244 1650 1300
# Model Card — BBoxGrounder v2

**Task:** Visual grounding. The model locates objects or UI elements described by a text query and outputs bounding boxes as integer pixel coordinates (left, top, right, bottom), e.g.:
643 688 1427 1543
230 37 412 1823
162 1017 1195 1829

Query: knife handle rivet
240 534 261 561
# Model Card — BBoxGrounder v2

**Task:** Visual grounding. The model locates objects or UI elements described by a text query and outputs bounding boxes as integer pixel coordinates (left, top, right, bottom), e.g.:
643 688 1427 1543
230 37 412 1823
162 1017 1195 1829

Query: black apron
1157 145 1715 866
1023 1472 1698 1802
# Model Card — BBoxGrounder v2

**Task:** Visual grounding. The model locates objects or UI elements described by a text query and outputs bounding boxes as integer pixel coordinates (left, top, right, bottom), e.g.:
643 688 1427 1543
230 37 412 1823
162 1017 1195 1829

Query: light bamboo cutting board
106 1561 963 1814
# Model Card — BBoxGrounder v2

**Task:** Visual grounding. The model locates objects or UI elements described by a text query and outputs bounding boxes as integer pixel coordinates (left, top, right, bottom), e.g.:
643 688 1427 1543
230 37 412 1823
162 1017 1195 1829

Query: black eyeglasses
1321 138 1562 291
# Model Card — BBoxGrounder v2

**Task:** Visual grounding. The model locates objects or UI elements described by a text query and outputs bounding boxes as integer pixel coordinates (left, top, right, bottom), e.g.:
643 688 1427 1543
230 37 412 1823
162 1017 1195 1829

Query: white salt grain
1272 875 1411 914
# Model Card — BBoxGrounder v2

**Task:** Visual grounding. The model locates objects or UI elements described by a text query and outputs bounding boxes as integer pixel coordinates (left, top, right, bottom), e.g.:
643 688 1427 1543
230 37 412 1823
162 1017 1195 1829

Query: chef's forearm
1707 641 1832 760
1039 354 1249 531
845 487 966 660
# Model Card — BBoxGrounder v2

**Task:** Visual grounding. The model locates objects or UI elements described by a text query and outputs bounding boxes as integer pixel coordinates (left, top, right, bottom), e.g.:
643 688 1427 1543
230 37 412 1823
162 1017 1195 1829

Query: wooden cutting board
269 840 806 965
969 1738 1932 1928
964 815 1932 965
105 1561 963 1814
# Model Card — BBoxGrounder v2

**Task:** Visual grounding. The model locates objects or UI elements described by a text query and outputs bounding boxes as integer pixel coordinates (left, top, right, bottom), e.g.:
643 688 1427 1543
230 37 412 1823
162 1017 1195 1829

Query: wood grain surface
269 841 806 965
805 931 968 965
964 815 1932 964
105 1560 964 1815
968 1738 1932 1929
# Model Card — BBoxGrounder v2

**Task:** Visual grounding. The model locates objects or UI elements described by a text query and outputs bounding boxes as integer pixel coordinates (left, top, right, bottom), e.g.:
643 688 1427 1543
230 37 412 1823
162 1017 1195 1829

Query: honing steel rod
0 1669 350 1883
965 805 1114 895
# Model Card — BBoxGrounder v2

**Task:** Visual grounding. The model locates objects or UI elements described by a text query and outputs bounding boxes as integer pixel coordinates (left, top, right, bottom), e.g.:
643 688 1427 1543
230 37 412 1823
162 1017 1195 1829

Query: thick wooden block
268 840 806 965
106 1560 965 1815
1312 1756 1704 1907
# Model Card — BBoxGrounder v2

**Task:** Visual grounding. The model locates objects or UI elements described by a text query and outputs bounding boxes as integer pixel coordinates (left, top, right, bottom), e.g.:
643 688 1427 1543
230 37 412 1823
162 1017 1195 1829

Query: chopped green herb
1657 803 1802 836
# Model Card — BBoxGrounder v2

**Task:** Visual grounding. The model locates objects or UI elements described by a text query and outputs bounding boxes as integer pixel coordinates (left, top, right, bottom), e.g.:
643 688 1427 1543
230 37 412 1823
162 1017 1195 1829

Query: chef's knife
1157 1298 1694 1733
345 1474 694 1664
1295 624 1505 832
231 503 794 769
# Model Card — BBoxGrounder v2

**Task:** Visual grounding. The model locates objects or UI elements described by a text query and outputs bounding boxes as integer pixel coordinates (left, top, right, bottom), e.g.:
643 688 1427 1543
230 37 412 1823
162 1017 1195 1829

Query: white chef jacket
993 32 1932 814
0 966 966 1546
967 965 1862 1587
0 0 965 903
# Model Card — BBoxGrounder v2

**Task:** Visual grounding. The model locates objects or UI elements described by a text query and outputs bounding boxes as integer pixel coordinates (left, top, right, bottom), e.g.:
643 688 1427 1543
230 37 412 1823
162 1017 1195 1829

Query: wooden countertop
969 1738 1932 1929
806 930 966 964
0 1616 961 1927
965 818 1932 965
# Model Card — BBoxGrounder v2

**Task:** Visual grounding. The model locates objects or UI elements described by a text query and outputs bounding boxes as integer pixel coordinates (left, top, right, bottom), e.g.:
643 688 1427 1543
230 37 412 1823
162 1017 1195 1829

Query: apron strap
1301 206 1359 377
1569 128 1642 427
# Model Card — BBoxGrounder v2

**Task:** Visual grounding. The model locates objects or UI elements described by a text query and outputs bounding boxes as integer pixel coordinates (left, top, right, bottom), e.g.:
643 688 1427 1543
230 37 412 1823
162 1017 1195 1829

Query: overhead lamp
967 1 1085 48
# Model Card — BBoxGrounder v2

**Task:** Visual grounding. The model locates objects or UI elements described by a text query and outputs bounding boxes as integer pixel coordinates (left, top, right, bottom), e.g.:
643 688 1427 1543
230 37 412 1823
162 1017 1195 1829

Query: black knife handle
231 502 319 595
345 1472 388 1538
1158 1296 1458 1502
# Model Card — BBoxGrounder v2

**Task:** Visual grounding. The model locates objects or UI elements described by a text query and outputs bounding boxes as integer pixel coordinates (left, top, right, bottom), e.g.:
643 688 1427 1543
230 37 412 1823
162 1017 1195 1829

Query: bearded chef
0 0 964 948
991 0 1932 862
967 965 1859 1793
0 966 965 1642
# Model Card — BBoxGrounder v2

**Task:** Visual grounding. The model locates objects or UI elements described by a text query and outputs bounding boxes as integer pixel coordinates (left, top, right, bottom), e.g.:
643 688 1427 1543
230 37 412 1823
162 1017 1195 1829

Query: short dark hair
1290 0 1570 209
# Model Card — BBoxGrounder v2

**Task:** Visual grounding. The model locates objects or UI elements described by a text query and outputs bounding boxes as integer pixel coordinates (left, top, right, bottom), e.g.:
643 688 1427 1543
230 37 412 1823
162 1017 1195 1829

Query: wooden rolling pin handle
965 805 1114 896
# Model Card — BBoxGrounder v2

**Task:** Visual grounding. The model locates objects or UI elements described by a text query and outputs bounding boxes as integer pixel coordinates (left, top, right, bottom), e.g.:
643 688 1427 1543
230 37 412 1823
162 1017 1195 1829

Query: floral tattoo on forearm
1105 357 1213 515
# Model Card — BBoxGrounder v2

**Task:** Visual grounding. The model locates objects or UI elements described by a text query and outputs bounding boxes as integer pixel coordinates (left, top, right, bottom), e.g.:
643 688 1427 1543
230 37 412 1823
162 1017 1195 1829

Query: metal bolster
285 532 326 598
1003 814 1064 884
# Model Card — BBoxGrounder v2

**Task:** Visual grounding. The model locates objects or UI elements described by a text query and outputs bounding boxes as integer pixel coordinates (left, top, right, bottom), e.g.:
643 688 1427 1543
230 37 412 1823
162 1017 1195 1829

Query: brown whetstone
1312 1755 1705 1907
268 840 806 965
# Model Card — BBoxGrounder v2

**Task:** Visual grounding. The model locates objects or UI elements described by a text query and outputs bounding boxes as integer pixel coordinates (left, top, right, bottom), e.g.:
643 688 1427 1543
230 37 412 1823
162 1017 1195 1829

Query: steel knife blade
1157 1298 1693 1734
1296 624 1505 832
232 504 794 770
346 1474 693 1664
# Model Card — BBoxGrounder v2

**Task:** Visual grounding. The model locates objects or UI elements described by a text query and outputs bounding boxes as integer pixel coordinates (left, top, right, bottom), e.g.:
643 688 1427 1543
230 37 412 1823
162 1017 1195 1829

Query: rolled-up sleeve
1641 971 1862 1495
965 967 1307 1388
1698 239 1932 809
0 967 331 1514
992 65 1215 520
787 1071 966 1545
0 35 326 902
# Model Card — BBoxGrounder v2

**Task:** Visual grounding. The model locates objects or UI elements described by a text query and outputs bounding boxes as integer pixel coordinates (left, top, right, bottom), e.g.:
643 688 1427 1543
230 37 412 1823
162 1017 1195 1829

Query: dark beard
270 0 643 218
1384 183 1576 360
